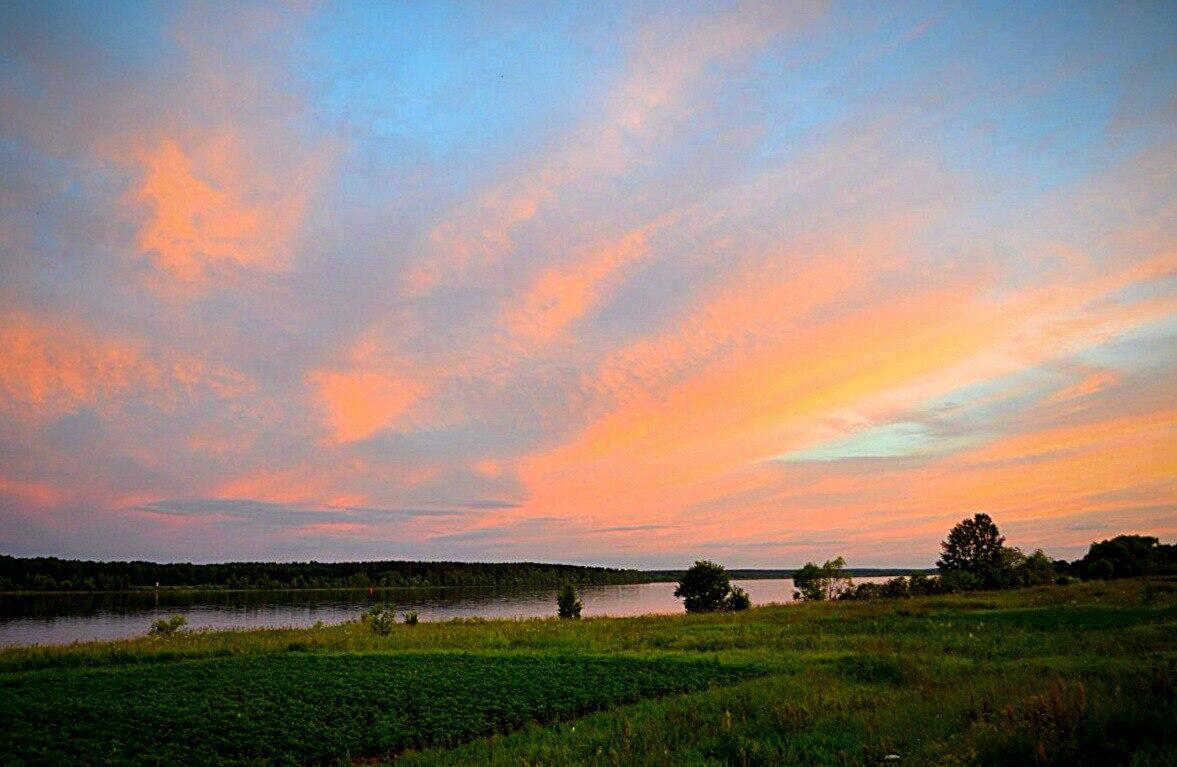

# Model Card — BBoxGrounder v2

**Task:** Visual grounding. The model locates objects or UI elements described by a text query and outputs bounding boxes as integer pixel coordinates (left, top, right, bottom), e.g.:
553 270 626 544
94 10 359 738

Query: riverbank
1 578 824 646
1 578 1173 765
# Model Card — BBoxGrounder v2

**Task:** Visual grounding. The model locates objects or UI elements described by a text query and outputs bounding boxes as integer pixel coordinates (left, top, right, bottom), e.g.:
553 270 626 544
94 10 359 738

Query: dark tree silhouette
674 560 748 613
1074 535 1176 580
726 585 751 611
937 513 1005 587
556 583 583 618
0 554 650 592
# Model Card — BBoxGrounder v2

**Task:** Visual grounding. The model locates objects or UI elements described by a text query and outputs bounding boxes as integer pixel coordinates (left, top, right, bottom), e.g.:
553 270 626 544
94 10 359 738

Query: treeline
645 567 927 582
0 556 651 593
794 518 1176 603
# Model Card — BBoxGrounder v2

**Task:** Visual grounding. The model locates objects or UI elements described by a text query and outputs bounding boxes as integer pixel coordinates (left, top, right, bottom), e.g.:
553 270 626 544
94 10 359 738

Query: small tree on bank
148 614 187 637
938 513 1005 588
727 585 752 611
674 560 751 613
362 604 396 635
792 557 852 601
556 583 583 619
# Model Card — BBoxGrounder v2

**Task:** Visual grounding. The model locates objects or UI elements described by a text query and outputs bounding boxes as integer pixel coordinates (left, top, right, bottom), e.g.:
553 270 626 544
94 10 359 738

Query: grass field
1 579 1173 766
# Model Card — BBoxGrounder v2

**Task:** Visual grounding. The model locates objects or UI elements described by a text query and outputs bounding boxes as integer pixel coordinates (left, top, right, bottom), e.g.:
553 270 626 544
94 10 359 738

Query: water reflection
0 577 888 647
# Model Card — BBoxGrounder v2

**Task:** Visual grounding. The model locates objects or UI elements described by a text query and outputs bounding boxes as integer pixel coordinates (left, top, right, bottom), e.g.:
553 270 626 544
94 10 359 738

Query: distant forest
0 555 651 592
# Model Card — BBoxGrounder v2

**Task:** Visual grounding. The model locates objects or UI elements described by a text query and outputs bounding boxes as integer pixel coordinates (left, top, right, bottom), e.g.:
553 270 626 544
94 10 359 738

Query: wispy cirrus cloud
0 1 1173 567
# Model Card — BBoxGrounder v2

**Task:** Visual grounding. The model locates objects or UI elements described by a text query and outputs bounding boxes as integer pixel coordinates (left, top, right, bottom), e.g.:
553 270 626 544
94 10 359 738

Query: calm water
0 577 890 647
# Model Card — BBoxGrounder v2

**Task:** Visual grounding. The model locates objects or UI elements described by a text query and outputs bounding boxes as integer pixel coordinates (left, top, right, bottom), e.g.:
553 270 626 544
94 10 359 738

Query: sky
0 1 1174 568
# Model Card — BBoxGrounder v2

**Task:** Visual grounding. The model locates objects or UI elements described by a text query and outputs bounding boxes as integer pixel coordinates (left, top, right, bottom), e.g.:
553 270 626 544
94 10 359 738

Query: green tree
937 513 1005 587
1075 535 1176 580
1023 549 1056 586
674 560 747 613
556 583 583 619
792 557 852 601
726 585 752 611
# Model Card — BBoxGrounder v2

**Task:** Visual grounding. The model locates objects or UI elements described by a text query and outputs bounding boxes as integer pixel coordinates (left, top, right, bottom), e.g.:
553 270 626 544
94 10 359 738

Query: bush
556 584 583 619
402 611 419 625
793 557 852 601
1023 549 1056 586
909 572 937 595
939 569 981 592
148 614 187 637
882 576 911 598
361 604 396 635
726 586 751 611
675 560 754 613
1087 558 1114 581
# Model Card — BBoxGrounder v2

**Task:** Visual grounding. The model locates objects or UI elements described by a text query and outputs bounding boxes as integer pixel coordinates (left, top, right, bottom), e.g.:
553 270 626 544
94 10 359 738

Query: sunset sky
1 1 1174 567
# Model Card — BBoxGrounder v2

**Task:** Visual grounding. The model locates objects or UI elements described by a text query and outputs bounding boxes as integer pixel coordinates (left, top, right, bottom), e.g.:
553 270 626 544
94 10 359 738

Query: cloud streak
0 1 1173 567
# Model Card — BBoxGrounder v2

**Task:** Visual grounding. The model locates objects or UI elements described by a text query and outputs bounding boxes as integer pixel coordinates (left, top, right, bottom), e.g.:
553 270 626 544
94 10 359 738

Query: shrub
909 572 937 595
793 557 852 601
556 584 583 619
939 569 981 592
1087 558 1114 581
841 582 883 600
148 614 187 637
402 611 419 625
726 585 751 611
675 561 733 613
361 604 396 635
1015 548 1054 586
882 576 911 598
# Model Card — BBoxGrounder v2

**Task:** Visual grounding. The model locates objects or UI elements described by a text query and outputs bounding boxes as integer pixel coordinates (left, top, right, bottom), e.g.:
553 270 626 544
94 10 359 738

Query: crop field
0 652 759 765
0 579 1173 766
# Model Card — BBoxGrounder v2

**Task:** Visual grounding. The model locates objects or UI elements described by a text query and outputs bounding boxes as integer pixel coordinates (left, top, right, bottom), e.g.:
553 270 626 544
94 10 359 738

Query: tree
727 585 752 611
937 513 1005 587
1074 535 1176 580
556 583 583 619
792 557 852 601
1023 549 1056 586
674 560 749 613
994 546 1028 589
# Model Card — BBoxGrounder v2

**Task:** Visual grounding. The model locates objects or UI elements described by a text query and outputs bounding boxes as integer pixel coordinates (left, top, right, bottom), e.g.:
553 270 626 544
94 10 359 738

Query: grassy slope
1 579 1173 766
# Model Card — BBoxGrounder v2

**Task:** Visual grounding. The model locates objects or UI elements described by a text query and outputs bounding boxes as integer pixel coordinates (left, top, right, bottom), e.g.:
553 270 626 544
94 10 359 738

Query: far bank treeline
0 557 651 593
666 522 1176 615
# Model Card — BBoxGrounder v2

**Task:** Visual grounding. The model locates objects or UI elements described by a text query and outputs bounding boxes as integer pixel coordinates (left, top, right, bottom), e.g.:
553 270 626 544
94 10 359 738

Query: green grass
0 579 1173 766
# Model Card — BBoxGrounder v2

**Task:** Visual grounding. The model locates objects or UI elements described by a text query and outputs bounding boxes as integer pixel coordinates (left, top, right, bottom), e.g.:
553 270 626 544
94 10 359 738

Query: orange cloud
1047 370 1122 405
502 229 649 343
0 474 64 508
307 369 426 444
515 252 1176 543
0 315 251 420
134 135 324 285
805 409 1177 549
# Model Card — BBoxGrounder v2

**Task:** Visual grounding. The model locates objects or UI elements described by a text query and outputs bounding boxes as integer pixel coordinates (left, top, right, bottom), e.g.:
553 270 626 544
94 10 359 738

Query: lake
0 577 892 646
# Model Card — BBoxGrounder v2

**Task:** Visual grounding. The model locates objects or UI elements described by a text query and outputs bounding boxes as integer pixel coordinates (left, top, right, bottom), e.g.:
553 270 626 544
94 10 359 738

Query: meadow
1 578 1173 766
